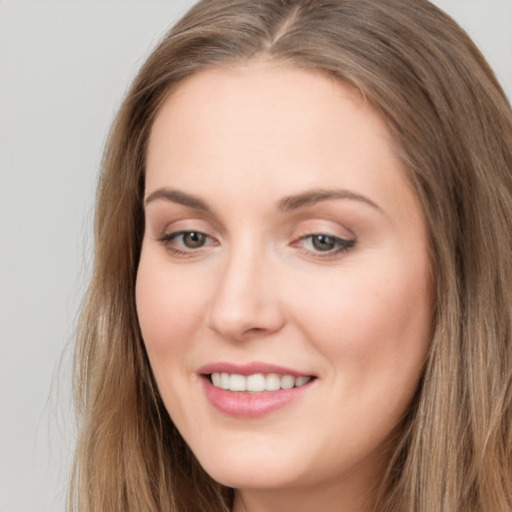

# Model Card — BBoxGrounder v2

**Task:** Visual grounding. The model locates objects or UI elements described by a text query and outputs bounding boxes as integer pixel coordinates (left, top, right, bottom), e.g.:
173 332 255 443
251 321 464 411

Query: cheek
135 255 206 358
290 256 432 389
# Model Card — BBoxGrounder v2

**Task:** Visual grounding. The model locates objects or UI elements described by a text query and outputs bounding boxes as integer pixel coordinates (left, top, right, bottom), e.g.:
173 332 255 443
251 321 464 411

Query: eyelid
152 215 218 242
290 218 357 259
292 218 355 240
146 204 223 236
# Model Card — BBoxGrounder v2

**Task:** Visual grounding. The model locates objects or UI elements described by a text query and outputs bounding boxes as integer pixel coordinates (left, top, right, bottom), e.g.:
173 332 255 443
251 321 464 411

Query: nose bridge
207 238 284 340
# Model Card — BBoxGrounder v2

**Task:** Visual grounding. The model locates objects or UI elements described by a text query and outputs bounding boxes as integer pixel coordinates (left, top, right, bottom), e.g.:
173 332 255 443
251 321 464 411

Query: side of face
136 62 432 503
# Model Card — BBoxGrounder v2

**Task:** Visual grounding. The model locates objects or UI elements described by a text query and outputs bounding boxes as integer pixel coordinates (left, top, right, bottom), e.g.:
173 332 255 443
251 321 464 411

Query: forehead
149 62 379 153
145 62 414 216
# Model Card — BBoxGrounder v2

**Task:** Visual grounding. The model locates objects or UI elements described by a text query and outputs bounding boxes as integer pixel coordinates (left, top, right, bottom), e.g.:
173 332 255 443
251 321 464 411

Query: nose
206 245 286 341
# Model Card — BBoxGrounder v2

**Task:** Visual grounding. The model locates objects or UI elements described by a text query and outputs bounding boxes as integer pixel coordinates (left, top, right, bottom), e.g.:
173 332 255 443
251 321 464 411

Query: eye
179 231 208 248
310 234 340 251
157 230 216 255
298 233 355 256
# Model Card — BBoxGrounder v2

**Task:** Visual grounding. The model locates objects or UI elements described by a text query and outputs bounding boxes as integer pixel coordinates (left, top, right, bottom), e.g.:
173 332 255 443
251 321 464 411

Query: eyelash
296 233 355 259
157 231 356 259
157 231 217 257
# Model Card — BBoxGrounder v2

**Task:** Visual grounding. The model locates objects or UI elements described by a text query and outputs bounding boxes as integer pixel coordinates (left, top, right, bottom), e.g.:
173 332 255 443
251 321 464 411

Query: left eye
300 234 355 253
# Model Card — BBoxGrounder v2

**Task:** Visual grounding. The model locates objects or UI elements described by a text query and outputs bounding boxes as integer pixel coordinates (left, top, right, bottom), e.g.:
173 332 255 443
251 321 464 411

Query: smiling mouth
208 372 314 392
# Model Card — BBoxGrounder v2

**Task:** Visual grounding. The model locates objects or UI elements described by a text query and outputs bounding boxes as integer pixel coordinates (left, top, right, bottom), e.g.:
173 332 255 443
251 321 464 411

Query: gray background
1 1 511 511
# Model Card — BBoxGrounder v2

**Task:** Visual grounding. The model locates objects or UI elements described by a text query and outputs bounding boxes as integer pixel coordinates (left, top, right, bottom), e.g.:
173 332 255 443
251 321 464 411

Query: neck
232 473 378 512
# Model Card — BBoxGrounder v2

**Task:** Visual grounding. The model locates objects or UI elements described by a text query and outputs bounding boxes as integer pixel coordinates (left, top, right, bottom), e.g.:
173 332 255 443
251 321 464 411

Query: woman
69 0 512 511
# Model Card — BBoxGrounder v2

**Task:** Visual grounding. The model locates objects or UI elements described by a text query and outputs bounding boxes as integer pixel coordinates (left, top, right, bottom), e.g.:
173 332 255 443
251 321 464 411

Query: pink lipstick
198 362 316 417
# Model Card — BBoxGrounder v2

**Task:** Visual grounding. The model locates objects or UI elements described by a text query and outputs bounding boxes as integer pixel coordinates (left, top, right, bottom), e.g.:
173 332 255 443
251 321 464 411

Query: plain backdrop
0 1 511 511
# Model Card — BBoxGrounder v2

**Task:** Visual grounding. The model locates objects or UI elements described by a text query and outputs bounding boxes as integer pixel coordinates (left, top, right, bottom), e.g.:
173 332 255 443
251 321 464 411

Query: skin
136 61 433 512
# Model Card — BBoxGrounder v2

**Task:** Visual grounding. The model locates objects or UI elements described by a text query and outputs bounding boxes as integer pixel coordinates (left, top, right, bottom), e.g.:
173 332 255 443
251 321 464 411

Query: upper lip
198 361 315 378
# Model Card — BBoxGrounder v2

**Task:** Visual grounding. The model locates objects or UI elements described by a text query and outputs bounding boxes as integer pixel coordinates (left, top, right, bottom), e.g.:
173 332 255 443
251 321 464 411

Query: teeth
229 374 246 391
265 373 281 391
295 376 310 387
280 375 295 389
211 372 221 387
220 373 230 389
247 374 266 392
210 372 312 392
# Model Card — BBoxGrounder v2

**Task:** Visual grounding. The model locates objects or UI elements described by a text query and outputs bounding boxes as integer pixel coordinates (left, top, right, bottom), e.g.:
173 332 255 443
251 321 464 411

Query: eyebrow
278 188 381 212
144 188 211 211
144 187 381 213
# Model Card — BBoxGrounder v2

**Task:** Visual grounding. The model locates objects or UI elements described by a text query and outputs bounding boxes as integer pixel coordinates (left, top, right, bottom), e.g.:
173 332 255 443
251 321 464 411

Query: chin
204 462 302 490
190 439 308 489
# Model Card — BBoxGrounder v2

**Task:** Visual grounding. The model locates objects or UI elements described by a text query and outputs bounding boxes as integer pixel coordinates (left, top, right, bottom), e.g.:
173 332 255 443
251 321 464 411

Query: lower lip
201 377 314 418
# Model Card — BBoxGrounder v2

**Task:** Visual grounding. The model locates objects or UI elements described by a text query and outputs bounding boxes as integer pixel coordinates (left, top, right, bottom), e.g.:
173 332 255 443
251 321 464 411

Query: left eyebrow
278 188 382 212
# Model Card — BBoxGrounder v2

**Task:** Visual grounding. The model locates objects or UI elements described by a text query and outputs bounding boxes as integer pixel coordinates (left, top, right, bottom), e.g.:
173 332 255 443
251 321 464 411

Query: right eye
158 230 216 255
176 231 208 248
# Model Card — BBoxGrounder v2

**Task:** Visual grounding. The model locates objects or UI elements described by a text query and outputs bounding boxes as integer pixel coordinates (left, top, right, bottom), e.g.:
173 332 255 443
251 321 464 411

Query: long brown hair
69 1 512 510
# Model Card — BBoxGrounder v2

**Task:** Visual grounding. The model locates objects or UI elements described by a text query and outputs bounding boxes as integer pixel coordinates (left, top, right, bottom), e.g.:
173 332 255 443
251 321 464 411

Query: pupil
184 232 205 248
312 235 335 251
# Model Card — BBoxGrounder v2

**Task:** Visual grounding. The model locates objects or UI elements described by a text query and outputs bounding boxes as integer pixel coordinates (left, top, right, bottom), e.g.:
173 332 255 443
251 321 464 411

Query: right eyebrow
144 188 211 212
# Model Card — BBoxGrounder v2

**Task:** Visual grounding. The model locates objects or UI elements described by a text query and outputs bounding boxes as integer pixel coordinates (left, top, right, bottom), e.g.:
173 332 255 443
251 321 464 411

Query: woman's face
137 62 432 508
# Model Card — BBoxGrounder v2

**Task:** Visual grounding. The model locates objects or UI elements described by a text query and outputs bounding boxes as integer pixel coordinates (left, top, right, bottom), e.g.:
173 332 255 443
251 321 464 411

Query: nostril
206 265 287 340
